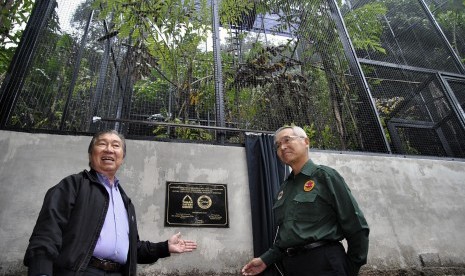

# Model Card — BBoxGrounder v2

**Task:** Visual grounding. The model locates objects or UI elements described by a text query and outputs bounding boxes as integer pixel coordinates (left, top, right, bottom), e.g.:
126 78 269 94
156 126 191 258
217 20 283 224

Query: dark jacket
23 169 170 275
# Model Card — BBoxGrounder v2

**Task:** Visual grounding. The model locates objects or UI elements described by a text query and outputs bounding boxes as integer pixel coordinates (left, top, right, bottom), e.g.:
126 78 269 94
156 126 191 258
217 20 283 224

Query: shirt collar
287 159 317 180
96 172 120 188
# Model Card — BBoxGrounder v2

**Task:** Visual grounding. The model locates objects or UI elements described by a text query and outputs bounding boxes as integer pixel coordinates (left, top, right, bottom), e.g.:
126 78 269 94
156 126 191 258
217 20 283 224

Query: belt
285 240 334 257
88 256 122 272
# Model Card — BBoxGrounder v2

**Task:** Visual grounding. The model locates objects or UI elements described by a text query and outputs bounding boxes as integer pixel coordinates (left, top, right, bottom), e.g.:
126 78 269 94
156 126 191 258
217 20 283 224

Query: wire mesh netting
0 0 464 158
343 0 465 157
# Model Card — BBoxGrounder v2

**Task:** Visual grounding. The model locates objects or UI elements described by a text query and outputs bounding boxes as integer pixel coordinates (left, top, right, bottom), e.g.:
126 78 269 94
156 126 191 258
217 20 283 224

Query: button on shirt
93 173 130 264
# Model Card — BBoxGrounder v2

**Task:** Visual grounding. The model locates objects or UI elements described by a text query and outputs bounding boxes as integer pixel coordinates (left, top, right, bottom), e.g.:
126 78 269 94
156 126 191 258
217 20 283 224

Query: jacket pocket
291 192 319 221
293 192 317 203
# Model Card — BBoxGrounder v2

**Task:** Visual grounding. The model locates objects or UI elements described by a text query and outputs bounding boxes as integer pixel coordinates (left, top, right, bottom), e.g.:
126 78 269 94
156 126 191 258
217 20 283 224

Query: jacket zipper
76 180 110 272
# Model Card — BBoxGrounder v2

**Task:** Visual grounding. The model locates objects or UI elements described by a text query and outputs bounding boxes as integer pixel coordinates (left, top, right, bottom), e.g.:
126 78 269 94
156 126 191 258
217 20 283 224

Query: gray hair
274 125 308 141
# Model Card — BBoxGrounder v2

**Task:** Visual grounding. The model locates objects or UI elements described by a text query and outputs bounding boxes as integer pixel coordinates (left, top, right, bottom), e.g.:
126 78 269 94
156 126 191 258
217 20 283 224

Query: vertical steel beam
419 0 465 74
60 10 94 130
328 0 391 153
0 0 57 127
211 0 226 144
89 30 111 132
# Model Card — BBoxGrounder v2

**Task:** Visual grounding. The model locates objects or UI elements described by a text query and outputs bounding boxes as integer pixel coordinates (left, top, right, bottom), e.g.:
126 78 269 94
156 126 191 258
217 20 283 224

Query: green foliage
8 15 81 130
230 41 314 130
225 0 388 150
134 79 169 102
152 118 213 140
303 124 316 144
94 0 216 132
398 128 420 155
2 0 400 150
344 2 387 54
219 0 255 26
0 0 34 77
321 124 337 149
433 0 465 62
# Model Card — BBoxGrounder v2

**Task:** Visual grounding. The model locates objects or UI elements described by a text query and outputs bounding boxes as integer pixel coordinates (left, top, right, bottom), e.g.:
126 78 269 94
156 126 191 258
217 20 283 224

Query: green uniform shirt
260 159 369 271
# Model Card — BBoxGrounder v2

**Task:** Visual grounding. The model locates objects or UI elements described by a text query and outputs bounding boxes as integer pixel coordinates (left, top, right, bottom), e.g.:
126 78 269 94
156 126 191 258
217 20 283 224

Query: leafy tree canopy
0 0 34 76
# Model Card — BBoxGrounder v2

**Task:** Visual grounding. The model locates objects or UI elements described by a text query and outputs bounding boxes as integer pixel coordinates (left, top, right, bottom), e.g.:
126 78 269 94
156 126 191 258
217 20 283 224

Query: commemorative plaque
165 182 229 228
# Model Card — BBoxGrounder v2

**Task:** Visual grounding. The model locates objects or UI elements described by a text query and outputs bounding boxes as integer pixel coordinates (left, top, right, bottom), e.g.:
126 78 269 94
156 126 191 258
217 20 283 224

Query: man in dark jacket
24 130 197 276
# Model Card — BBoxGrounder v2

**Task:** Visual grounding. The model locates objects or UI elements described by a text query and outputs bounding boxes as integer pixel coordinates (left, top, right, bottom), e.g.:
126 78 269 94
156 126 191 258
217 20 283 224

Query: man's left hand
168 232 197 253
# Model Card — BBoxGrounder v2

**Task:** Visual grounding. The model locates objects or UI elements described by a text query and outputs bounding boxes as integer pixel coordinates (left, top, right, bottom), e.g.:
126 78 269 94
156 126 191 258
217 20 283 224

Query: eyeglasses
274 135 305 150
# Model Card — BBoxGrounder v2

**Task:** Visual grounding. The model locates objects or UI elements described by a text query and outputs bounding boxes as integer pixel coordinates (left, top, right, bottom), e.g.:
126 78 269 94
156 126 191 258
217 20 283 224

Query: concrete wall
1 130 464 275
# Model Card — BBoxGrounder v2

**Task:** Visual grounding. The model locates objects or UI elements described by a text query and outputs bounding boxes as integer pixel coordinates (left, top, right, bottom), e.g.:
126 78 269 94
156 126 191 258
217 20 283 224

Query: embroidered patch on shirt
303 180 315 192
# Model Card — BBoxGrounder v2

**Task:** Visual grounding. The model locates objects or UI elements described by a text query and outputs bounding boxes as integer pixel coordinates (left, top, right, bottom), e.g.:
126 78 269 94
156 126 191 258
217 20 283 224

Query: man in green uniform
241 125 369 276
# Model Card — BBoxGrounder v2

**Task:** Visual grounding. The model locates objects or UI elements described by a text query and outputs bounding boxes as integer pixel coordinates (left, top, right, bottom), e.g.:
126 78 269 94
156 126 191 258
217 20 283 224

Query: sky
56 0 85 33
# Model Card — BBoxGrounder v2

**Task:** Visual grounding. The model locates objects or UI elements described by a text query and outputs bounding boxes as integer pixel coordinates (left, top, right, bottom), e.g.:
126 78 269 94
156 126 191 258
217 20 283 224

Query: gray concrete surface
1 130 464 275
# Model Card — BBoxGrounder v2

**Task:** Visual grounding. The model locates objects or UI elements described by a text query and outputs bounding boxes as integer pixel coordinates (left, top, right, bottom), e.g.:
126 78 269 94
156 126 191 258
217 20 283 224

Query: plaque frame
164 181 229 228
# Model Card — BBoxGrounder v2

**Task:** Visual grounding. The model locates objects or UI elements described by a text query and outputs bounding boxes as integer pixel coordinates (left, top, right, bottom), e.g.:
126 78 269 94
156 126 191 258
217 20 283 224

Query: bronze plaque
165 182 229 228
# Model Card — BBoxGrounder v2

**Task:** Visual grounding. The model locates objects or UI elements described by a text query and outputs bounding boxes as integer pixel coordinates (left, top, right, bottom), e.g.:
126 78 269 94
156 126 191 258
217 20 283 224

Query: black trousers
282 242 352 276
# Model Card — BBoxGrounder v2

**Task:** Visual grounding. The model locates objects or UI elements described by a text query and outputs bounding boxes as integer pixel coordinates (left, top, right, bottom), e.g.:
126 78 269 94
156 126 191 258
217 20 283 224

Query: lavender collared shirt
93 173 130 264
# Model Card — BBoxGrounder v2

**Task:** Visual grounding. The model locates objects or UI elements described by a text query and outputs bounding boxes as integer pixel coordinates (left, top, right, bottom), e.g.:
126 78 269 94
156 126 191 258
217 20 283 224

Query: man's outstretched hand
168 232 197 253
241 257 267 275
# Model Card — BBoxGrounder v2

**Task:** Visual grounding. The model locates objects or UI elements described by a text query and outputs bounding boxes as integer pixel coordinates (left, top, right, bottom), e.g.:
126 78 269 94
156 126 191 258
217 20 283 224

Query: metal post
60 10 94 130
0 0 57 127
328 0 391 153
418 0 465 74
89 30 111 132
211 0 226 144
